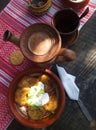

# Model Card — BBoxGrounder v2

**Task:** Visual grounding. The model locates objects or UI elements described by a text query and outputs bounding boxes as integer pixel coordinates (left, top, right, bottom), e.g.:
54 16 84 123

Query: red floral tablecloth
0 0 96 129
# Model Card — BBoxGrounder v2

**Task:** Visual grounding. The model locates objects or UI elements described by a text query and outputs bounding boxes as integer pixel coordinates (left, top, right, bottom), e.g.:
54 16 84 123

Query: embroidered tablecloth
0 0 96 129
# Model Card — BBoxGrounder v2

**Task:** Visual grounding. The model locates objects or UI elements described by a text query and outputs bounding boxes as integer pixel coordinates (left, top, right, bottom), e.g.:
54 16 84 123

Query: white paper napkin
56 65 95 123
56 65 80 100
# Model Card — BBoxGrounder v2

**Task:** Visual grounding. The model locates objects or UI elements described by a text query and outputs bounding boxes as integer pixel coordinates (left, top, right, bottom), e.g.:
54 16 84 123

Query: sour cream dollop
27 81 49 107
69 0 84 3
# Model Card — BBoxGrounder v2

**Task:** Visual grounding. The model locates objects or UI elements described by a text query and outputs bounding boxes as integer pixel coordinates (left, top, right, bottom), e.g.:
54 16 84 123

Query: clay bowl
61 0 90 10
28 0 52 15
8 68 66 128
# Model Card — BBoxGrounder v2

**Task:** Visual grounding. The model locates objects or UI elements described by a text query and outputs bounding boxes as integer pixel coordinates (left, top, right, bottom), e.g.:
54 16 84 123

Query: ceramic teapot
3 23 76 67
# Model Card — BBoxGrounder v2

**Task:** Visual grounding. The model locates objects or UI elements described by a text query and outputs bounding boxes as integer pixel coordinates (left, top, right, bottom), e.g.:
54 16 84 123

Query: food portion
69 0 84 3
29 0 47 7
10 50 24 66
15 73 59 120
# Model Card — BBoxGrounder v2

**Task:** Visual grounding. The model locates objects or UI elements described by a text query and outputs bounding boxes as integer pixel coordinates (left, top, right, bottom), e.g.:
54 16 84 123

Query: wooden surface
0 0 10 12
50 10 96 130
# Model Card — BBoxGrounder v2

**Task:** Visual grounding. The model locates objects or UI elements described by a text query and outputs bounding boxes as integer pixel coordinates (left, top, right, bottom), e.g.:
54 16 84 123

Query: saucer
20 23 61 63
61 30 79 47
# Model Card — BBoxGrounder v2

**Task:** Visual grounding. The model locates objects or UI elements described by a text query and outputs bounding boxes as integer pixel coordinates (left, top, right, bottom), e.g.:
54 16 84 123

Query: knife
56 65 96 130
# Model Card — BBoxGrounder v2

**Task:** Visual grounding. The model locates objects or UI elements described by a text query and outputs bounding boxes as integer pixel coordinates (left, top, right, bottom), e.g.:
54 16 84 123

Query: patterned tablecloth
0 0 96 129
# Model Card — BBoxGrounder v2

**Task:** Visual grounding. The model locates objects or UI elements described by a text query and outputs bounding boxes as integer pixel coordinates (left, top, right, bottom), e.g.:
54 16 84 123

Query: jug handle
3 30 20 47
79 7 89 20
56 48 76 62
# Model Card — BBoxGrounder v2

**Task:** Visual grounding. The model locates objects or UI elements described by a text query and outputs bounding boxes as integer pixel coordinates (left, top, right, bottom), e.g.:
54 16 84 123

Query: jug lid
20 23 61 63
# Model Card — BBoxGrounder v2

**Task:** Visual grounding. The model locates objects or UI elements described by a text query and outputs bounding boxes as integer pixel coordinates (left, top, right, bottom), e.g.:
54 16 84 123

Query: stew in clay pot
8 68 66 128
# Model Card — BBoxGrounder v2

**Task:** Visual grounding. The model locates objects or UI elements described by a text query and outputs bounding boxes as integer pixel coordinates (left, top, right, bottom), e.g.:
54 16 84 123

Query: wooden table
0 0 11 12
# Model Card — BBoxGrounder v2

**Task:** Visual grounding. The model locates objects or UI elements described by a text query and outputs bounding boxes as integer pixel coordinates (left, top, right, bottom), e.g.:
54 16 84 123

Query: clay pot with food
3 23 76 67
61 0 90 10
27 0 52 15
8 68 66 129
